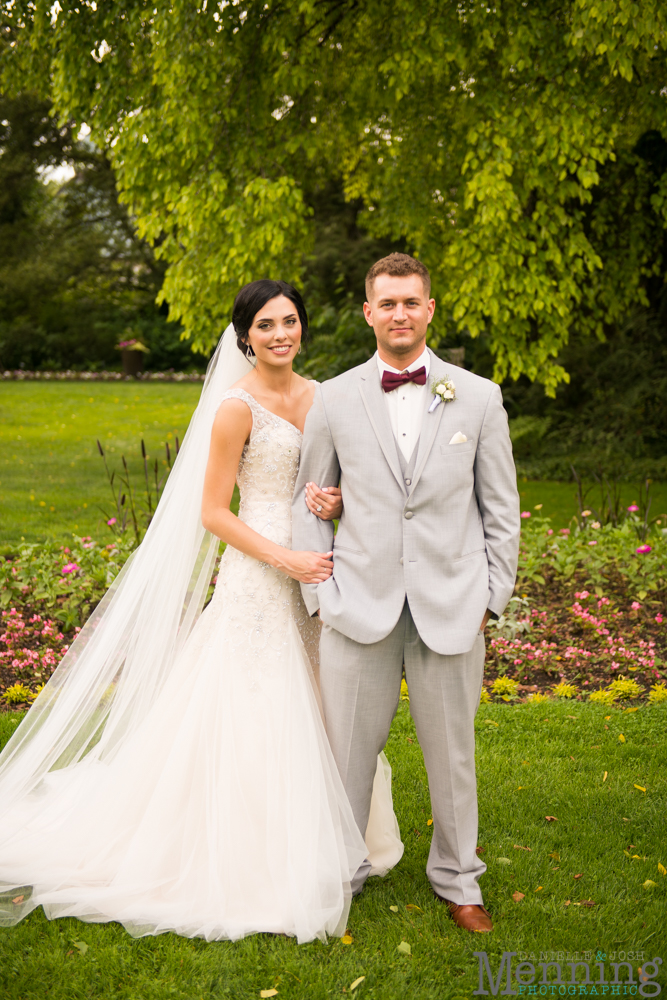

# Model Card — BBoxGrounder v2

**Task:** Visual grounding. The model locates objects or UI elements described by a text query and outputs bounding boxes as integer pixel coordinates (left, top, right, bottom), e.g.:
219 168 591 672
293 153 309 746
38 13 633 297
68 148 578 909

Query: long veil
0 325 254 812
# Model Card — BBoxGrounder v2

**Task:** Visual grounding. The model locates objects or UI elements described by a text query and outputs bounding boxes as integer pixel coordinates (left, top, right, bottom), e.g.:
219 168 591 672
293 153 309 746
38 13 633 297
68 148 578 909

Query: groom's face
363 273 435 365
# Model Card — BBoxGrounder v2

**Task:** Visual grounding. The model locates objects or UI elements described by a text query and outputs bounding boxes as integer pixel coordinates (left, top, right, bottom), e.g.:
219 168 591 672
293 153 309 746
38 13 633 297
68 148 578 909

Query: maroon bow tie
381 366 427 393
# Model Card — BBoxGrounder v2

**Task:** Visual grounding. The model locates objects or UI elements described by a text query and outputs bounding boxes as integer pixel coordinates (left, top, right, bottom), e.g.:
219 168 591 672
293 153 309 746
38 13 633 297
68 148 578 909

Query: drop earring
245 345 254 361
297 343 302 355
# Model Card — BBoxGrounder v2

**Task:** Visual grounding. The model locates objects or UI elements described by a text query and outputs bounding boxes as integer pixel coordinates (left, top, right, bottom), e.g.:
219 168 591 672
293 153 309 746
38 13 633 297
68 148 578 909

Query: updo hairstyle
232 279 309 357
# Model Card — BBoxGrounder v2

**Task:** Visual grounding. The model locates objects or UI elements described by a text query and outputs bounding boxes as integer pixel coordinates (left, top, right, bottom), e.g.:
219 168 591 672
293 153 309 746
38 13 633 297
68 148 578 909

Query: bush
648 682 667 704
0 535 135 630
551 682 578 699
2 683 35 705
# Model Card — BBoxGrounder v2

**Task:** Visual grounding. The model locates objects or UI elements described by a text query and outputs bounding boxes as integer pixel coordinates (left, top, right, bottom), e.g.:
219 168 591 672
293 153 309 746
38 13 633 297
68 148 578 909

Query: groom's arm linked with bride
292 253 521 934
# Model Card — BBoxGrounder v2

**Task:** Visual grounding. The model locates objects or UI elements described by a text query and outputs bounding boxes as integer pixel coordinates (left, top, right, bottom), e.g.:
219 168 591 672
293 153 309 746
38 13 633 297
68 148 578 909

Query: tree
3 1 667 391
0 93 199 370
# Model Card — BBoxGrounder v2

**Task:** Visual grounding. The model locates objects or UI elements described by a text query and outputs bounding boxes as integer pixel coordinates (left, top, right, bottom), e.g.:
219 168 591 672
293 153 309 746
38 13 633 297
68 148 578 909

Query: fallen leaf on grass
484 720 499 727
643 880 657 889
406 738 413 744
567 715 578 720
580 900 596 907
73 941 89 956
389 905 399 913
11 895 24 905
549 852 560 861
427 819 433 826
341 935 354 945
350 977 366 991
406 904 423 914
603 771 608 782
658 863 666 876
619 734 626 743
535 887 543 892
475 847 485 855
497 858 511 865
514 845 532 851
570 756 575 761
574 874 583 880
564 900 571 906
397 941 411 955
512 891 525 902
545 816 558 822
260 991 278 998
634 784 646 793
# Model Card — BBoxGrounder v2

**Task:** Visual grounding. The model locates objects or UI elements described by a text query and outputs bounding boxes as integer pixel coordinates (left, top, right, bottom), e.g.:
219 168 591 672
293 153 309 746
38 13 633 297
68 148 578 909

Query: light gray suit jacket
291 349 520 655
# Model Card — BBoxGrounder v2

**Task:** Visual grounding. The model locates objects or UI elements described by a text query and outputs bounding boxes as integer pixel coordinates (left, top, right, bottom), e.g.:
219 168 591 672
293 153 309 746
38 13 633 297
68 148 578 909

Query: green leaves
5 1 667 382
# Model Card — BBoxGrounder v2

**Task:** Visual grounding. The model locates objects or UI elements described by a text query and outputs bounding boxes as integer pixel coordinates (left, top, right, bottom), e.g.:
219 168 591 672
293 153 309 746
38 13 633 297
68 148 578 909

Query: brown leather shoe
436 895 493 932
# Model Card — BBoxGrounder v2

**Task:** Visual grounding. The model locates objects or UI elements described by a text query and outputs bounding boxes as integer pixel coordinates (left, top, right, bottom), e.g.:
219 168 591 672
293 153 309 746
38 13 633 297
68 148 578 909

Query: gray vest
397 440 419 488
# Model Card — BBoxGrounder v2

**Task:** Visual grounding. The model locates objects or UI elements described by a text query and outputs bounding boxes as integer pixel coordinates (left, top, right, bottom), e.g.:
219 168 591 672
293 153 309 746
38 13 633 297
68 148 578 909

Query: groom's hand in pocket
305 482 342 520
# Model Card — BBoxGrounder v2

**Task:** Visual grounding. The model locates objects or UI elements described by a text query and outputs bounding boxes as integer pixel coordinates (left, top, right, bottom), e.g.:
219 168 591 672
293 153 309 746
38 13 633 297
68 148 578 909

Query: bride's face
246 295 302 367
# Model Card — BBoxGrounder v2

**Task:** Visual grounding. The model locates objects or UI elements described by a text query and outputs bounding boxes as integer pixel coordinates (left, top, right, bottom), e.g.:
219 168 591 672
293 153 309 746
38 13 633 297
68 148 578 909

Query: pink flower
514 659 523 665
575 591 590 600
107 518 117 526
560 528 570 535
61 562 80 576
656 614 664 624
627 504 639 513
636 544 652 555
521 511 531 519
631 601 642 611
547 529 554 535
588 540 597 546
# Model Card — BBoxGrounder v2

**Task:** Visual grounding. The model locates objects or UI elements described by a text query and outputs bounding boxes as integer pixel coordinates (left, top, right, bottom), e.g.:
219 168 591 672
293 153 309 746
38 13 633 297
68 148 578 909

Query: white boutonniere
428 374 456 413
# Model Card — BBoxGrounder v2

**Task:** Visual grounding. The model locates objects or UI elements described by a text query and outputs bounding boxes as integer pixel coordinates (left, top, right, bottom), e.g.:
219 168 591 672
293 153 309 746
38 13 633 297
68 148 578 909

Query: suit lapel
409 350 448 496
358 358 407 494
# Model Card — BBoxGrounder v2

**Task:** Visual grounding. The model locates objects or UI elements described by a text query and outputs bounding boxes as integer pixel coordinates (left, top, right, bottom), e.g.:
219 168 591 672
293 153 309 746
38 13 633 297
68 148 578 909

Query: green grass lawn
3 384 667 551
0 383 201 550
0 699 664 999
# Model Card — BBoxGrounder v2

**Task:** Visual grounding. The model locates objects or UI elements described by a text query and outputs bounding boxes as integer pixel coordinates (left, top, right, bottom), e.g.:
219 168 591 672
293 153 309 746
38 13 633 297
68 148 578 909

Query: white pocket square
449 431 468 445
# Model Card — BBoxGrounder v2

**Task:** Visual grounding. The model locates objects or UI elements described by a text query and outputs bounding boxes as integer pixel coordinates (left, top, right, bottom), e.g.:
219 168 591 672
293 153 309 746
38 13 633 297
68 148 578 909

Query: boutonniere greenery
428 374 456 412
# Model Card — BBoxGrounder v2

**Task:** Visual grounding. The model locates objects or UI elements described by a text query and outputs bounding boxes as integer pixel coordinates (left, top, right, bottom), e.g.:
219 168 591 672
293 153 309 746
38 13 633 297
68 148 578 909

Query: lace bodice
205 387 321 680
222 387 303 542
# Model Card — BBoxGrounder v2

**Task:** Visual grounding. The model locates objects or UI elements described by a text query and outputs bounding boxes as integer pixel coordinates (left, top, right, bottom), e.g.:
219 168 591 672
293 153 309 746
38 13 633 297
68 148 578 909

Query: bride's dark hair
232 279 309 357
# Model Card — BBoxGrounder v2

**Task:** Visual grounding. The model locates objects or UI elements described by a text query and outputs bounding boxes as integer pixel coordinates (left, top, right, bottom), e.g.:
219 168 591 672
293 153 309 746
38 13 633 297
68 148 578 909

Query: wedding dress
0 386 403 943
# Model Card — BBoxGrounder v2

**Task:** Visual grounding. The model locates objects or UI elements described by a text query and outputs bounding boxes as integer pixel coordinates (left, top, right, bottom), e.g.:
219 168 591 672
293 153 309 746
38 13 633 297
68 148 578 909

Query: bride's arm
201 399 333 585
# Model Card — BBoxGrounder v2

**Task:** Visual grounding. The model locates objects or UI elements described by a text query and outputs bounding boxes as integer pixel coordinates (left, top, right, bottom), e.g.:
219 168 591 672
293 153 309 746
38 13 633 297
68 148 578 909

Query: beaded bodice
205 387 321 679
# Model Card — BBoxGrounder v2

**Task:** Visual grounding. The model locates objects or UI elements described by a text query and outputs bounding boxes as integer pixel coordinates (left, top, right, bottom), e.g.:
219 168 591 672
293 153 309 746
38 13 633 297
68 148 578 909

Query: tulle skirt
0 594 373 942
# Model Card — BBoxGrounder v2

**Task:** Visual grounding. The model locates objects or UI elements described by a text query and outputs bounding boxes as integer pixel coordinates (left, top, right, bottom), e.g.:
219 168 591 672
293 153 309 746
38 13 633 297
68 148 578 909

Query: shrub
3 683 34 705
589 688 618 706
551 682 579 699
606 677 644 701
491 677 520 700
479 688 492 705
526 692 550 703
589 676 644 705
648 683 667 704
0 535 135 628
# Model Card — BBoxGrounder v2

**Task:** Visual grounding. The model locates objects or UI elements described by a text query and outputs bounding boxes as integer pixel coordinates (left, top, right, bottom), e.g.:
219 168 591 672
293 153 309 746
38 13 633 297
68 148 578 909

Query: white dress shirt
376 348 430 462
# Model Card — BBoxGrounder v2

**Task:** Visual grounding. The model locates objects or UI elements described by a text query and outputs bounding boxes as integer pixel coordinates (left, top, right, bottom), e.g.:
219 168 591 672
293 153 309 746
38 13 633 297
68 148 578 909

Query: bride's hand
280 550 334 585
305 483 342 520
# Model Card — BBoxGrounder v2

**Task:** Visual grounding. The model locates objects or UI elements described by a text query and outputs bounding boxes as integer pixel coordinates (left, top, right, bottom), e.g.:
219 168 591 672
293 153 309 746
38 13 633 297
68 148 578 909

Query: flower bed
1 507 665 709
480 508 667 705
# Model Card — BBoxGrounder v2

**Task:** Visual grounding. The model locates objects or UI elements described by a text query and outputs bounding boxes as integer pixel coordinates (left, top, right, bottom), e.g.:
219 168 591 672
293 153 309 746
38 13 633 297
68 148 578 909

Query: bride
0 279 402 943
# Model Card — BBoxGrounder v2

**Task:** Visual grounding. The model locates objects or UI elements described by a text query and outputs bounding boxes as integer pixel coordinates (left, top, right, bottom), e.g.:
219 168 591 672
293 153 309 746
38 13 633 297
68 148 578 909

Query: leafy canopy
3 0 667 391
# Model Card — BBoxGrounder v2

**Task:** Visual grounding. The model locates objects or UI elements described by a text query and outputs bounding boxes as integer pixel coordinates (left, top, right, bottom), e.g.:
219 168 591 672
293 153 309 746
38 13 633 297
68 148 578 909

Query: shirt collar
376 346 430 378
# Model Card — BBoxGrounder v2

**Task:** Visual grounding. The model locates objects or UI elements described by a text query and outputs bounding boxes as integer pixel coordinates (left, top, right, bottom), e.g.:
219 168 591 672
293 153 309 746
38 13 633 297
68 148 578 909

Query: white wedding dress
0 388 403 943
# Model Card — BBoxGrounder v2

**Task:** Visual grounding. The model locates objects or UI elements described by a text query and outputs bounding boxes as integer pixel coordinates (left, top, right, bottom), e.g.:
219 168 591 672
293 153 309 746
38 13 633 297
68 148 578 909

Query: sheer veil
0 325 254 811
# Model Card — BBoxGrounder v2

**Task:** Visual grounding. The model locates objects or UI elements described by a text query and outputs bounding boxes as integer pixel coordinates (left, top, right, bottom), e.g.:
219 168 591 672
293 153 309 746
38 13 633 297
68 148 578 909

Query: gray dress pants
320 600 487 903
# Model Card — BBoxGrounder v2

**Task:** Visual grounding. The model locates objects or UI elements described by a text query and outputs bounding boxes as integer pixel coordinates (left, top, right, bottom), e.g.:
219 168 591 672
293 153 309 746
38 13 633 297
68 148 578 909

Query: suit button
404 511 413 519
405 478 411 485
399 557 404 565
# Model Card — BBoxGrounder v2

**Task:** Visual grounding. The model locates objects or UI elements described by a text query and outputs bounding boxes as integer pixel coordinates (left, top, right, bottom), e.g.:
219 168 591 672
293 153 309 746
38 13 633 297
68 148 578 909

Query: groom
292 253 520 933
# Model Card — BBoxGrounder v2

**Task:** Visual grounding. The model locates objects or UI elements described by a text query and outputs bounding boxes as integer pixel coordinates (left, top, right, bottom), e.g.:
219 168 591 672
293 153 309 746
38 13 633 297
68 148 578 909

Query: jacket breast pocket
441 441 475 456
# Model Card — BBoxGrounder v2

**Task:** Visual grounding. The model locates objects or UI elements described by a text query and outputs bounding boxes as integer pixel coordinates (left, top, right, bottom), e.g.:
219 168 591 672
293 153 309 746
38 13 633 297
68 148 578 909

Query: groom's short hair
365 253 431 299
